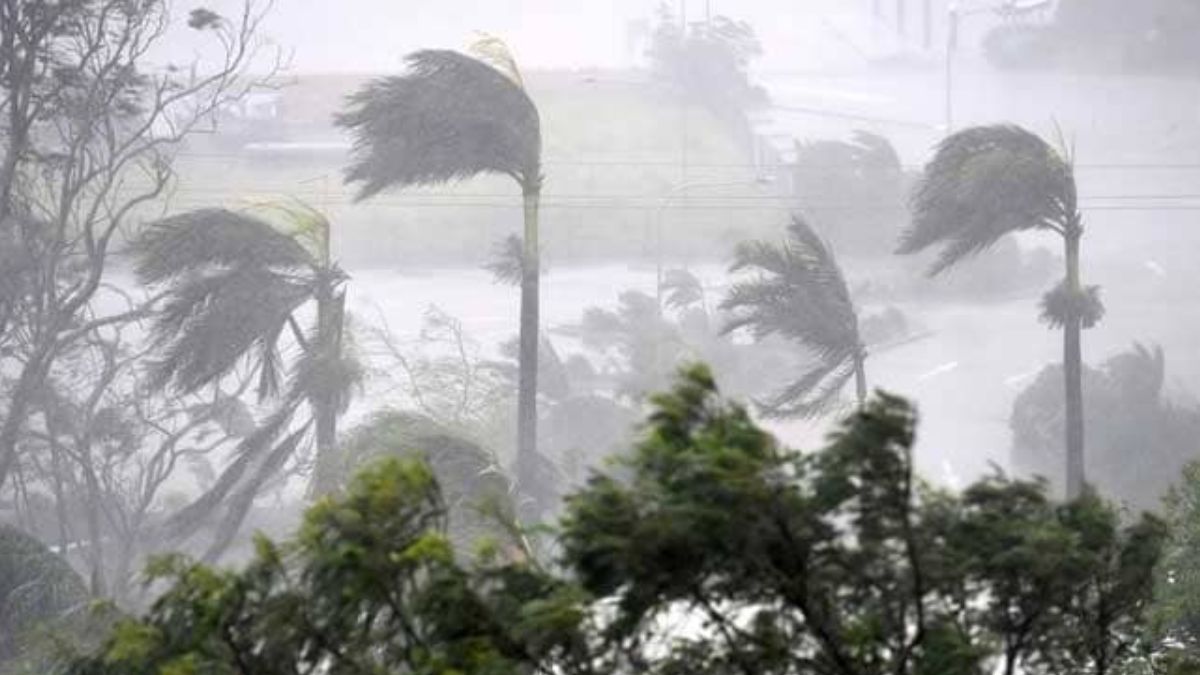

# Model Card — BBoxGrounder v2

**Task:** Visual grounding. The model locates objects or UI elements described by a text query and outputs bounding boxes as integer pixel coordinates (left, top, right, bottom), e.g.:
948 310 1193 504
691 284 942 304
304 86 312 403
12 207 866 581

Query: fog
4 0 1200 644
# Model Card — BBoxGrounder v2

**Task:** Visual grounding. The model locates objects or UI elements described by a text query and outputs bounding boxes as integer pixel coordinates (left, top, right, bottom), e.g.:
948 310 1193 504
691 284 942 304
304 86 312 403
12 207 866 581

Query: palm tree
898 124 1103 499
336 42 544 503
721 215 868 418
134 204 359 557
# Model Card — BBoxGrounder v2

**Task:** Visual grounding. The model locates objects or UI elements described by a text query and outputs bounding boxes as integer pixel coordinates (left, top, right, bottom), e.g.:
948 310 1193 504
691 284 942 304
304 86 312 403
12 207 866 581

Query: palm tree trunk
310 284 341 497
853 352 868 408
516 184 541 510
1063 229 1085 500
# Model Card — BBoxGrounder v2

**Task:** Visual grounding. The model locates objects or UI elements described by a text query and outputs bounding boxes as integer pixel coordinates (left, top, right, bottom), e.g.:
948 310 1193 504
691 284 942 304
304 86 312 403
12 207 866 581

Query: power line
164 151 1200 172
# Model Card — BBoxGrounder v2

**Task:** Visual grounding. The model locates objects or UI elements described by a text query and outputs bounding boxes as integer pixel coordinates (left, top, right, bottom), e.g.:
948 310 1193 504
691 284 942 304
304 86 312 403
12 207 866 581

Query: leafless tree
0 0 281 495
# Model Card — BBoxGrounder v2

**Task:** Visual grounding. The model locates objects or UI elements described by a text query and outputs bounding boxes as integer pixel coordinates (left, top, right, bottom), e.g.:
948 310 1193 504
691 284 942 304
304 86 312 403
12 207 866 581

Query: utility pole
896 0 906 37
945 2 959 134
923 0 933 49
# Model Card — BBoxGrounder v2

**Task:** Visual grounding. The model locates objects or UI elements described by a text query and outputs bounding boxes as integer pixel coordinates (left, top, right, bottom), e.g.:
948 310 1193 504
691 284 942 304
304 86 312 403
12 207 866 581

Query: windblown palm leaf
900 125 1074 275
135 209 321 397
136 205 357 555
135 208 315 284
721 215 864 418
337 49 542 198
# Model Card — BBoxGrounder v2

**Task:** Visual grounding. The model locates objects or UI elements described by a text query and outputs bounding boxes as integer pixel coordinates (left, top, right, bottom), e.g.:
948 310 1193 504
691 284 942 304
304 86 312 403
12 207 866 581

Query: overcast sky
166 0 875 74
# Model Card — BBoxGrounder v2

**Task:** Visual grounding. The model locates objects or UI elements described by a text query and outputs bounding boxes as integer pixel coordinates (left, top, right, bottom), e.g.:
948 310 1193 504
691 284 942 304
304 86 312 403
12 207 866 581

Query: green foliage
1154 461 1200 657
66 367 1167 675
560 365 1165 675
67 457 589 675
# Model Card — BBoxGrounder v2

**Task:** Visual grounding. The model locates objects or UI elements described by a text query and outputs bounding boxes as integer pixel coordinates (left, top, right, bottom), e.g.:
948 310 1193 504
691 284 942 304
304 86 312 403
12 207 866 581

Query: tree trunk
309 284 342 497
854 352 868 408
1063 229 1085 499
516 184 541 511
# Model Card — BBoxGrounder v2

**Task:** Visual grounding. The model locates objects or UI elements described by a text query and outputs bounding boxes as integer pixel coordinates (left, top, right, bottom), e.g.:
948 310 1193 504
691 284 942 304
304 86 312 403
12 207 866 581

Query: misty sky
169 0 883 74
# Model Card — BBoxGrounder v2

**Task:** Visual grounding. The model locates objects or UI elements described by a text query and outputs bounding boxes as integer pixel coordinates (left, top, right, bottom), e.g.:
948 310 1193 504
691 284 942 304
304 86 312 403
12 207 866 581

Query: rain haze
4 0 1200 669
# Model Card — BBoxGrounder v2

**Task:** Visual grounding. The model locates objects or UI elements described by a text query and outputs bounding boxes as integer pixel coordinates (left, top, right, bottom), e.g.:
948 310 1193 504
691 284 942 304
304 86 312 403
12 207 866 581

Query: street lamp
651 175 775 311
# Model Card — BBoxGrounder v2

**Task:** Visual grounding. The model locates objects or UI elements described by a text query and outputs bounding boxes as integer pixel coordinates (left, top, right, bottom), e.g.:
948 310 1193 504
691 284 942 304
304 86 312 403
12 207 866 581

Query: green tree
65 458 589 675
65 368 1166 675
898 125 1103 499
722 215 868 417
560 365 1164 675
133 204 360 558
336 43 545 511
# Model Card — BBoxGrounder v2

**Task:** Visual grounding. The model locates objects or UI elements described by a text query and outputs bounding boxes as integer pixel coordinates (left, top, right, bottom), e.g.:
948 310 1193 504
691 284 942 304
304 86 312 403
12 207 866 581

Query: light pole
945 2 1006 134
945 2 959 133
651 176 775 311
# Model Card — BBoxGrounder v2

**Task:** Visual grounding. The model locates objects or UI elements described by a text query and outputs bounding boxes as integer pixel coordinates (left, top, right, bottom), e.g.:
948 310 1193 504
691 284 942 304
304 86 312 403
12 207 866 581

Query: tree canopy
66 366 1168 675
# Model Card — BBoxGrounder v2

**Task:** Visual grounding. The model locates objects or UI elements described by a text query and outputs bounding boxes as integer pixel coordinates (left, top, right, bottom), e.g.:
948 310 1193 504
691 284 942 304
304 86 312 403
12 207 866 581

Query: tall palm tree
336 42 544 503
721 215 868 418
898 124 1103 499
134 204 359 557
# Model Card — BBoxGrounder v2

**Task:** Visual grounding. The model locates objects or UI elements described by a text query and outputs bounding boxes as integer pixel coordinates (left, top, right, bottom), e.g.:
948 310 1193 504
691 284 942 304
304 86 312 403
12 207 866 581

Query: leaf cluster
67 367 1166 675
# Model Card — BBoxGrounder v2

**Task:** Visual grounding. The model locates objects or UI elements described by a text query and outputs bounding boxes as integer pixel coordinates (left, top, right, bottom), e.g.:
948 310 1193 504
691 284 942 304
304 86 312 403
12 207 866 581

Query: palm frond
247 199 332 263
469 33 526 89
722 215 863 418
900 125 1075 275
203 422 312 562
160 404 299 544
147 265 314 395
722 215 859 360
337 49 542 199
1038 281 1105 329
755 356 857 420
483 234 524 286
134 208 316 285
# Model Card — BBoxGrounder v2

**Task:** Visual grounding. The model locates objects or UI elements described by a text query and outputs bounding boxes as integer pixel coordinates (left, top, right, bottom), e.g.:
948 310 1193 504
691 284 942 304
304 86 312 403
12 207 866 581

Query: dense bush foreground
56 365 1190 675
